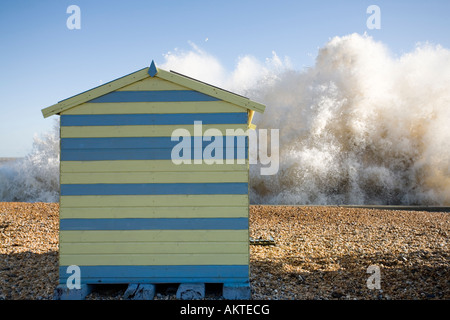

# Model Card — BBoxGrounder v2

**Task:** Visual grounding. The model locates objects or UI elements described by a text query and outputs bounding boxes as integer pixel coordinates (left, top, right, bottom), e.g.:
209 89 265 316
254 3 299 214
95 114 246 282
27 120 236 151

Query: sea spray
0 119 59 202
247 34 450 205
162 33 450 205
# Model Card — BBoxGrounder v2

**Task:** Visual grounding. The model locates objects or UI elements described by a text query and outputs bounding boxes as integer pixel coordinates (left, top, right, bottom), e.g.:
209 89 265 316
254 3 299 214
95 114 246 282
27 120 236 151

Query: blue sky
1 0 449 157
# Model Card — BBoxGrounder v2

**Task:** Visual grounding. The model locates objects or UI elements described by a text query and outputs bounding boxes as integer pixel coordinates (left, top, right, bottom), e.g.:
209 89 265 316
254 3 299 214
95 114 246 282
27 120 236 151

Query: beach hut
41 61 266 300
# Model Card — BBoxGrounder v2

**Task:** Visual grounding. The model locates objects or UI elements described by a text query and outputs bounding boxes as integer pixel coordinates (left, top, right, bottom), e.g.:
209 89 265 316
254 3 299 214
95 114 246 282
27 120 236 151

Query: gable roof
41 61 266 118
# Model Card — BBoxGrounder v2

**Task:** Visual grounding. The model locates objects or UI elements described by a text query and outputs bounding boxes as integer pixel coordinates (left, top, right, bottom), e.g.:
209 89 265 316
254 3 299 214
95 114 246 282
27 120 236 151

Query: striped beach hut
42 61 265 299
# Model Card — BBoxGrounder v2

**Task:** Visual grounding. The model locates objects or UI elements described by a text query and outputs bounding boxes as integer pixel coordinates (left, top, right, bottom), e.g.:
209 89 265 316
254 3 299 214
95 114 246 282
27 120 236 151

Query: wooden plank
59 217 248 230
60 147 247 161
59 206 248 219
60 229 249 243
59 253 249 266
249 236 276 246
58 275 249 284
60 113 248 126
155 68 266 113
60 194 249 207
41 67 150 118
117 76 188 91
88 90 219 103
60 183 248 196
57 265 249 284
60 242 248 254
60 124 249 138
60 137 248 150
60 101 247 115
61 171 248 184
60 160 248 173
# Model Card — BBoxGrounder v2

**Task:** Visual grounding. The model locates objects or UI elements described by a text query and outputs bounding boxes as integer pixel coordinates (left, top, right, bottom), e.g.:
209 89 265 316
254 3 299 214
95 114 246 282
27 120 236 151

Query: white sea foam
163 34 450 205
0 120 60 202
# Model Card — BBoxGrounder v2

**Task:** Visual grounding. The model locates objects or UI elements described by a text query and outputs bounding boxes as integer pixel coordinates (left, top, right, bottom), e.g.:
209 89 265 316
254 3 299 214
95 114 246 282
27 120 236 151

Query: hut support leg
53 284 93 300
223 283 251 300
123 283 156 300
176 283 205 300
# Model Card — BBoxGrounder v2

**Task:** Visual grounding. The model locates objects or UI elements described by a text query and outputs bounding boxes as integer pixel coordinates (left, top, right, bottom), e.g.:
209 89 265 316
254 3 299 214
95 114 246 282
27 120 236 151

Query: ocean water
2 33 449 205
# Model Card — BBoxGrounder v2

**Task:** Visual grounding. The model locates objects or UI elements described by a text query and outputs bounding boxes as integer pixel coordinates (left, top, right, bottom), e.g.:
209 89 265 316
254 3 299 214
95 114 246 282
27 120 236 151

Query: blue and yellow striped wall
58 75 251 284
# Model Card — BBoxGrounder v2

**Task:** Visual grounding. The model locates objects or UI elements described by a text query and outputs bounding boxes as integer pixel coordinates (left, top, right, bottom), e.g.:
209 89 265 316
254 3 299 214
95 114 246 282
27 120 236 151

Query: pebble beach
0 202 448 300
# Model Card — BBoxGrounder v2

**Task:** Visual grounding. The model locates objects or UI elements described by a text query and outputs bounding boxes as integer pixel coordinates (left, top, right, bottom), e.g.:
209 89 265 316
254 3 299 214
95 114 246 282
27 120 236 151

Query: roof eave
152 66 265 114
41 61 266 118
41 67 150 118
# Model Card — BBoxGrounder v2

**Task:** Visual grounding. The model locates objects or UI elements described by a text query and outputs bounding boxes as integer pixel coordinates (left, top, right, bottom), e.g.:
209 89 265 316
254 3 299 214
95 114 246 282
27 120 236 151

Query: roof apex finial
148 60 157 77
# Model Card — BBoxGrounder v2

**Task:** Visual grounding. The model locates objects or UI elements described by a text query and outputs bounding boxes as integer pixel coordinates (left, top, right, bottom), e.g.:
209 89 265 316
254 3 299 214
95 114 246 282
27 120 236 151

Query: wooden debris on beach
250 235 275 246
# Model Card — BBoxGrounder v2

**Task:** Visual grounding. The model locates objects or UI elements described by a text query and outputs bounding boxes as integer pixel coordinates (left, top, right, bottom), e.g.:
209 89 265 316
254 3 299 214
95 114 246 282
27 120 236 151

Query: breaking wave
247 34 450 205
0 120 60 202
164 34 450 205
